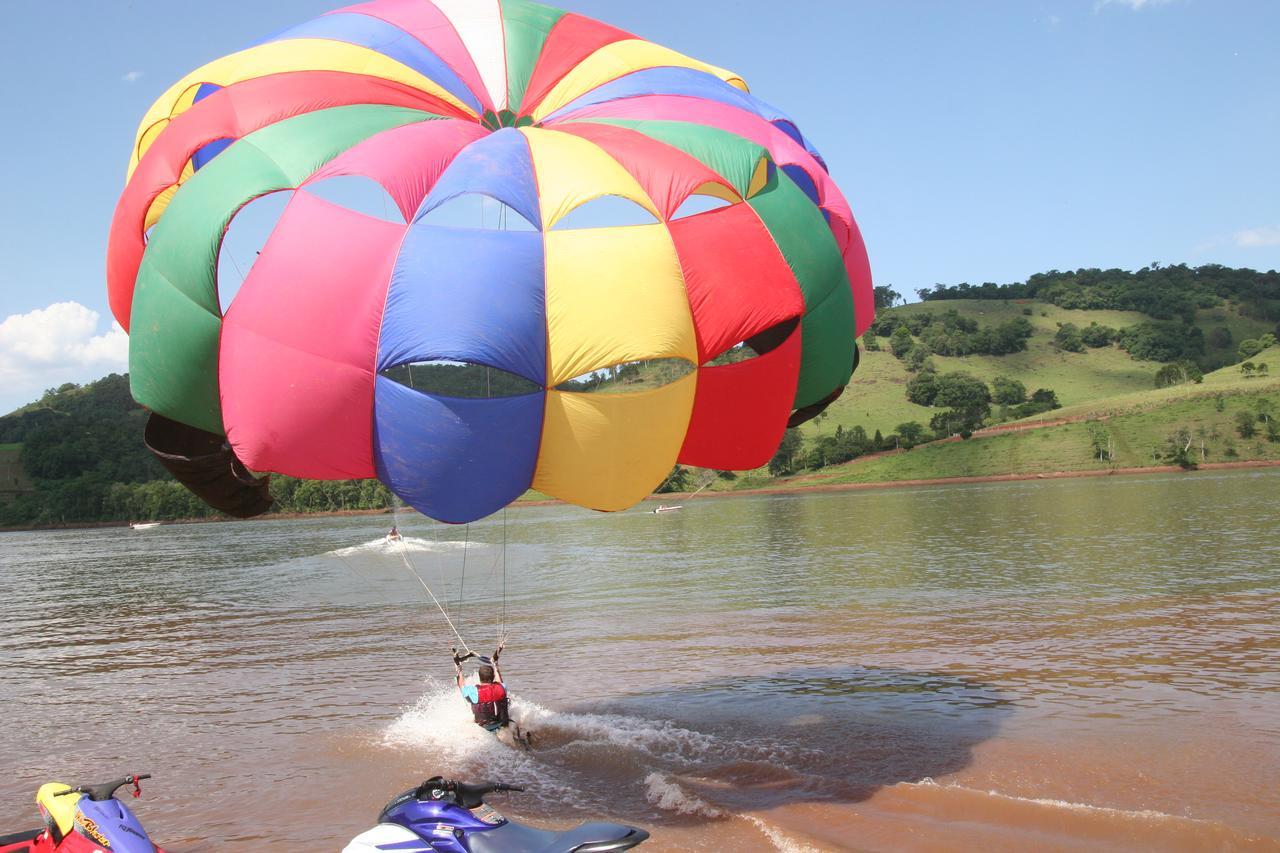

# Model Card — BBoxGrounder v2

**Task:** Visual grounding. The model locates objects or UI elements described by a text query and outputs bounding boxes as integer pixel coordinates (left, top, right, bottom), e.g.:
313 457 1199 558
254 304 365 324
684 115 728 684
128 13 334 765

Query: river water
0 470 1277 851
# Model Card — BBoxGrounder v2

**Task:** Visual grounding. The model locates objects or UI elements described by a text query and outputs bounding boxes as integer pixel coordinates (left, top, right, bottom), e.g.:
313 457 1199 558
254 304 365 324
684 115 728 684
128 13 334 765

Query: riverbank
7 458 1277 533
684 459 1280 502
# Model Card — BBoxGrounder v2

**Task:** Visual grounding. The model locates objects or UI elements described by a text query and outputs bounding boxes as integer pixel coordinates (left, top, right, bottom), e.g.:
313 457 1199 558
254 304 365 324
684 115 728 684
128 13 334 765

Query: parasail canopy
108 0 874 524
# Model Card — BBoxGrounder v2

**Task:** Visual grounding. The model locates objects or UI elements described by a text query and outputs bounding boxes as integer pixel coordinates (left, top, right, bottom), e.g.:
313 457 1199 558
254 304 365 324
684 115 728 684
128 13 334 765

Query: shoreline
677 459 1280 501
4 460 1277 533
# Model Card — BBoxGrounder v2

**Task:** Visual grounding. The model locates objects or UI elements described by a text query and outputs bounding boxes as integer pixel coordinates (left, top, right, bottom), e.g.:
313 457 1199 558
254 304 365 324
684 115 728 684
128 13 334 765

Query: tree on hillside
988 317 1035 355
1117 321 1206 363
1254 398 1275 428
917 265 1280 325
1154 361 1204 388
1163 428 1196 469
929 373 992 436
1030 388 1061 409
1054 323 1085 353
1235 411 1258 439
1238 333 1277 361
906 370 939 406
1207 327 1233 349
896 422 927 448
889 326 914 360
1088 421 1115 462
1081 323 1119 348
904 343 934 373
992 376 1027 405
874 286 902 310
769 429 804 477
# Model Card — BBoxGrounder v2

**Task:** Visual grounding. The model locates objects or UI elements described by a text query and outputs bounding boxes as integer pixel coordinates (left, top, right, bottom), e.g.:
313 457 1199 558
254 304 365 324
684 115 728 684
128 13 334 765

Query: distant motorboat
652 505 683 515
130 522 162 530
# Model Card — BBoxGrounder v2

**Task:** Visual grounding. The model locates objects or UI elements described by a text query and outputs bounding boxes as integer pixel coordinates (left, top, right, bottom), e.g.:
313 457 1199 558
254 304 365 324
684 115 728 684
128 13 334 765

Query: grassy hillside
805 298 1272 441
778 348 1280 487
1026 344 1280 423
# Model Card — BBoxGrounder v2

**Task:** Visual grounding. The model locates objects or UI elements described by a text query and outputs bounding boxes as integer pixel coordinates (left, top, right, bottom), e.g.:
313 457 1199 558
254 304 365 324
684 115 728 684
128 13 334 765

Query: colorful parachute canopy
108 0 874 524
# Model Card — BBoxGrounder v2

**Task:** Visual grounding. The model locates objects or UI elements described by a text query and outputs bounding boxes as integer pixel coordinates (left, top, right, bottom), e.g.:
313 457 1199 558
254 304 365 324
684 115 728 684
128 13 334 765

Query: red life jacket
471 682 510 728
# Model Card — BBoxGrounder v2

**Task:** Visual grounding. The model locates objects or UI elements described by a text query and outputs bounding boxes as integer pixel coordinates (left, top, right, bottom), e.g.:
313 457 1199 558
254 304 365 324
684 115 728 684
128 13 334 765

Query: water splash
645 773 822 852
643 772 724 818
329 537 480 559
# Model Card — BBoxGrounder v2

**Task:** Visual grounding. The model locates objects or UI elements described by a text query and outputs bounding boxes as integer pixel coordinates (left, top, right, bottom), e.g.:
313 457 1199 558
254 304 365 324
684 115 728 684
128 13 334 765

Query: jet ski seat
35 783 79 844
467 821 649 853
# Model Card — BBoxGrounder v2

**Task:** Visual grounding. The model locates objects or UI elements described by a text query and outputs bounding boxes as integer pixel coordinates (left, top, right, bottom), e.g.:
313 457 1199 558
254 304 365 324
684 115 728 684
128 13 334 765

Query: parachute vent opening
417 194 539 231
381 361 541 399
670 194 733 220
555 358 694 394
551 195 659 231
302 175 406 224
703 318 800 367
217 190 292 315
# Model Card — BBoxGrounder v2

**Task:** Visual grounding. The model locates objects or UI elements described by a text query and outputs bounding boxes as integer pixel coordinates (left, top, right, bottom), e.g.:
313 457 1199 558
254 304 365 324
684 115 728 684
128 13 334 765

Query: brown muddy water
1 469 1277 851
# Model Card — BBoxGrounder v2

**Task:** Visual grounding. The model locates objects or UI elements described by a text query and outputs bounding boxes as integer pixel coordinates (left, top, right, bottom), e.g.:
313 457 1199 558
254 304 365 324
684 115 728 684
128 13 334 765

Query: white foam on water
515 698 720 762
644 773 821 853
330 537 480 560
643 772 724 818
383 684 721 766
739 816 823 853
905 778 1204 824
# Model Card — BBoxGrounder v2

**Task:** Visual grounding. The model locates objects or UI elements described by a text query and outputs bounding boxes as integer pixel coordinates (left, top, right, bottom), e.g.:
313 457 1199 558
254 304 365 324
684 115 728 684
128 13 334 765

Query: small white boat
130 522 162 530
652 505 683 515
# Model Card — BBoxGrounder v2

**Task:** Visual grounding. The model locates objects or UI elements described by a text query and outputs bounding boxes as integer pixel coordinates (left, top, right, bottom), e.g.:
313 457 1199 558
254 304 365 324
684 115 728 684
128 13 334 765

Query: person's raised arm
492 642 505 684
453 650 466 691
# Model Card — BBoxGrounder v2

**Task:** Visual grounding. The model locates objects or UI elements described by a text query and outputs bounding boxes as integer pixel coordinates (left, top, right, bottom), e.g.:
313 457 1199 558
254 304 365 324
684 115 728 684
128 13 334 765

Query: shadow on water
506 665 1015 825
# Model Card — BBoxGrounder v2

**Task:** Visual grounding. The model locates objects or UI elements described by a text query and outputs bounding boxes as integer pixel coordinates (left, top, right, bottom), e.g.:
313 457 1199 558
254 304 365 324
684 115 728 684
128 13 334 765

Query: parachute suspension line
429 519 451 620
688 470 718 500
500 508 508 643
393 534 472 655
456 524 471 634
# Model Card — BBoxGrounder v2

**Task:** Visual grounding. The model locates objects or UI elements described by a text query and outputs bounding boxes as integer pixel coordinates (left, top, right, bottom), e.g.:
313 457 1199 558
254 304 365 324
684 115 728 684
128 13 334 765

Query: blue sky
1 0 1277 413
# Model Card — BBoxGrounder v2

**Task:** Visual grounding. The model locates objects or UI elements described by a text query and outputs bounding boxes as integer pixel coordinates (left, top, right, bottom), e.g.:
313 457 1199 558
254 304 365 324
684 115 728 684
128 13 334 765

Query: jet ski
344 777 648 852
0 774 166 853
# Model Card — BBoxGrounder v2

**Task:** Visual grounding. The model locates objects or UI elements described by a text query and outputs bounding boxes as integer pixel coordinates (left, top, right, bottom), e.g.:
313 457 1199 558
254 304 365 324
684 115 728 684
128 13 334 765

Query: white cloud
0 303 128 406
1235 225 1280 248
1095 0 1178 10
122 70 144 84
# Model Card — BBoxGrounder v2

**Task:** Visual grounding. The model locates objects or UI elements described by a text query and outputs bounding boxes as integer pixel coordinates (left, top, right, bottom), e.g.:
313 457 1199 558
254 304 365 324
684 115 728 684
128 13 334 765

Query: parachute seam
521 126 551 497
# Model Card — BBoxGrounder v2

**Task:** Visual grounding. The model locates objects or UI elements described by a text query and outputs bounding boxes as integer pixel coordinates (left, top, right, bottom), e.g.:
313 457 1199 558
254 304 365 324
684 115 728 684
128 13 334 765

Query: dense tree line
915 264 1280 324
871 309 1035 357
869 304 1215 367
0 375 401 526
768 424 916 477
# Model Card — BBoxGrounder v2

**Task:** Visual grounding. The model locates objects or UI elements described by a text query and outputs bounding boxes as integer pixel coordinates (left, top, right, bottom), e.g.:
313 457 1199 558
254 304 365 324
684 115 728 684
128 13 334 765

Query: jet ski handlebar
415 778 525 809
54 774 151 801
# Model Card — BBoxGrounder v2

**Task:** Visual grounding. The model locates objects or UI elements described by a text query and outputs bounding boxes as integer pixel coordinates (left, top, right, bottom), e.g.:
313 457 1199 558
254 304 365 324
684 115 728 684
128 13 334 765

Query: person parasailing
453 641 531 749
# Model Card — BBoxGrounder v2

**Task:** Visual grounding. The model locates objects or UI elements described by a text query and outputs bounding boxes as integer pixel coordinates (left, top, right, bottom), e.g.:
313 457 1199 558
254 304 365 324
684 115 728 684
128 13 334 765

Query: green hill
809 297 1274 442
6 265 1278 522
756 346 1280 489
